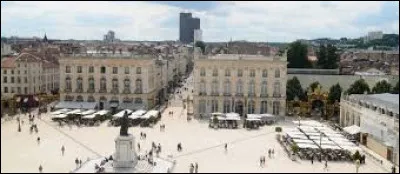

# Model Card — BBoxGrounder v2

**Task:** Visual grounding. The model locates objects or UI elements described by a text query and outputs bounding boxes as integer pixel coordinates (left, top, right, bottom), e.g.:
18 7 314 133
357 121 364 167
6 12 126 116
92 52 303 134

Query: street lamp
156 58 165 108
294 96 300 126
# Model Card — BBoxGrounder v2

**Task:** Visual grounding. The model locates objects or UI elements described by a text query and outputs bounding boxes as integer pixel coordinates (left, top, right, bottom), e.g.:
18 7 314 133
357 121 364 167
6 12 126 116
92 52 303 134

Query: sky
1 1 399 42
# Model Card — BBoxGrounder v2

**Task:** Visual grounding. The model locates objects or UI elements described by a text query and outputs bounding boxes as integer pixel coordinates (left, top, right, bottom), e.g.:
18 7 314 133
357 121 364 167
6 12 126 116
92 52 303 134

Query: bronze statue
119 111 129 136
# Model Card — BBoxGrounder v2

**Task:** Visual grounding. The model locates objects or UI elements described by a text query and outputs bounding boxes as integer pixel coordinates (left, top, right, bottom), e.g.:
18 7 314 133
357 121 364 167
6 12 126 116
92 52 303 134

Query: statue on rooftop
119 111 129 136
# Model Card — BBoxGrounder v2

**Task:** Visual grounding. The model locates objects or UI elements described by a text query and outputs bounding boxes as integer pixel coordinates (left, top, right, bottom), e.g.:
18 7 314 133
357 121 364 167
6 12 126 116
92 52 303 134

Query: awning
51 108 71 115
343 125 361 135
79 109 96 115
247 114 262 119
141 110 158 119
225 112 241 121
55 101 97 109
82 114 97 119
93 110 109 116
211 112 224 116
293 139 315 144
52 114 68 119
113 109 133 118
297 143 319 149
66 109 82 115
246 118 261 121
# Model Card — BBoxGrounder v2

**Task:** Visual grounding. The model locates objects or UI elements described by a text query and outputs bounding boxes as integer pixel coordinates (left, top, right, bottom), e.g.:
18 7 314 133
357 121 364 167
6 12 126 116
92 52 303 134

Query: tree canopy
316 44 339 69
195 41 206 54
328 83 342 104
346 79 370 95
287 41 311 68
392 81 399 94
372 80 392 94
286 76 306 101
309 81 321 92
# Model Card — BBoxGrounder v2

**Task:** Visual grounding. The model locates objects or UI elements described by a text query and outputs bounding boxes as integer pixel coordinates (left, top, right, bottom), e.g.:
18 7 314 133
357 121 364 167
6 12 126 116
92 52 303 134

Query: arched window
212 68 218 76
248 80 255 95
212 80 219 94
274 81 280 97
273 101 280 115
65 77 71 91
87 96 95 102
76 77 83 90
248 100 255 114
100 77 107 91
262 69 268 78
261 81 268 96
65 95 74 101
200 68 206 76
224 80 231 94
261 101 268 113
134 98 143 104
225 69 231 76
223 100 231 113
275 68 280 78
112 78 118 89
211 100 218 113
135 79 142 93
124 79 130 89
76 95 84 102
199 100 206 113
236 79 243 95
88 77 95 91
199 80 206 94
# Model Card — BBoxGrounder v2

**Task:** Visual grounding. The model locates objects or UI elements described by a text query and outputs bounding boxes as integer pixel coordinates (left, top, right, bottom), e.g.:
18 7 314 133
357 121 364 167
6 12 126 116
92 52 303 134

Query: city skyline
1 1 399 42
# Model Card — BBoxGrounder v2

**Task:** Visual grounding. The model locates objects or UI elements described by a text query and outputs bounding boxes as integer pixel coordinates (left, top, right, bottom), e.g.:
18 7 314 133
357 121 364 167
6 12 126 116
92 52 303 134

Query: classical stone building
193 53 287 118
59 54 167 111
340 93 399 165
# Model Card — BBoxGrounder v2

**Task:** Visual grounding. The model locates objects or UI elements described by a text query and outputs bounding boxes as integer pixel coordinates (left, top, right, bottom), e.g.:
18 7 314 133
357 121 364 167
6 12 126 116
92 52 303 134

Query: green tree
316 44 327 69
286 77 306 101
195 41 206 54
309 81 321 92
287 41 311 68
392 81 399 94
372 80 392 94
326 44 339 69
328 83 342 104
346 79 370 94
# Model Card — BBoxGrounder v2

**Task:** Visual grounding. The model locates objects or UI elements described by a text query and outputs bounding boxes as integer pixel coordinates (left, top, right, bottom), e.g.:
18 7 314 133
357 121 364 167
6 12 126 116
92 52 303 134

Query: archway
235 101 244 117
311 99 324 118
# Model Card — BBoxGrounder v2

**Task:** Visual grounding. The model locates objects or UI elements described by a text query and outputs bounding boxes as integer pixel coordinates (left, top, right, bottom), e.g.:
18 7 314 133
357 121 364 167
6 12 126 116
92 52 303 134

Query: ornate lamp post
294 96 301 126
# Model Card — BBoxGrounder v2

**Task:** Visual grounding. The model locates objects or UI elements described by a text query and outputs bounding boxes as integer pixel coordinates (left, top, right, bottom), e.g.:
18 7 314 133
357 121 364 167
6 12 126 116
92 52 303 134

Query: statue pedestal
113 134 137 168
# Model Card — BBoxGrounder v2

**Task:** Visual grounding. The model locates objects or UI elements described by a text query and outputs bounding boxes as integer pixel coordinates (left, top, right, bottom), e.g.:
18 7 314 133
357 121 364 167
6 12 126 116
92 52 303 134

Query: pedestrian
268 149 271 158
137 143 141 151
324 160 328 171
158 143 162 153
311 156 314 164
272 149 275 157
61 145 65 156
37 137 41 144
195 162 198 173
189 163 194 173
224 143 228 152
260 156 263 167
75 158 79 168
392 165 396 173
79 159 82 167
144 133 146 139
39 165 43 173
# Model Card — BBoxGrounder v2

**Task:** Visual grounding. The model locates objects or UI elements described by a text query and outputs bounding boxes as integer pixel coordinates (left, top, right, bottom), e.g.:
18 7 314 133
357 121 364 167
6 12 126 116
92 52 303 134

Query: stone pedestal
113 134 137 168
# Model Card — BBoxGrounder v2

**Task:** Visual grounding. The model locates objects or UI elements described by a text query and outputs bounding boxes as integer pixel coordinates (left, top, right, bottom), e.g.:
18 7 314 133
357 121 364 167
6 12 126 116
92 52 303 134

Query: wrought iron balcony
122 88 131 94
87 88 95 93
210 92 219 96
223 93 232 96
64 88 72 93
75 88 83 93
134 89 143 94
235 93 244 97
111 88 119 94
99 88 107 93
260 93 268 98
273 93 281 98
248 93 256 97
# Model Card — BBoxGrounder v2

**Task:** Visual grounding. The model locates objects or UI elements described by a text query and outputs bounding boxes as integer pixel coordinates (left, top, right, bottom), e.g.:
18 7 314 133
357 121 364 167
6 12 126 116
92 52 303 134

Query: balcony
111 88 119 94
235 93 244 97
248 93 256 97
273 93 281 98
75 88 83 93
134 89 143 94
210 92 219 96
199 92 207 96
99 88 107 93
64 88 72 93
260 93 268 98
223 93 232 96
87 88 95 93
122 88 131 94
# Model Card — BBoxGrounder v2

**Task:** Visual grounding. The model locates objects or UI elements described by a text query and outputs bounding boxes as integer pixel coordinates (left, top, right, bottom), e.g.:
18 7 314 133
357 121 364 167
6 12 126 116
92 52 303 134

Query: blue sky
1 1 398 42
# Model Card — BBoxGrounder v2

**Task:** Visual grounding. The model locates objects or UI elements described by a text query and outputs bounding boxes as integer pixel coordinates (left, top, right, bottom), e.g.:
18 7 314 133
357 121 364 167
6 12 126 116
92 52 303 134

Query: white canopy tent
247 114 262 119
50 108 71 115
141 110 159 119
293 139 315 144
211 112 224 116
286 133 308 140
321 144 342 150
83 110 109 120
297 143 320 149
113 109 133 118
52 114 68 119
94 110 109 116
343 125 361 135
340 145 361 152
66 109 83 115
225 113 241 121
79 109 96 115
82 114 97 119
129 109 147 120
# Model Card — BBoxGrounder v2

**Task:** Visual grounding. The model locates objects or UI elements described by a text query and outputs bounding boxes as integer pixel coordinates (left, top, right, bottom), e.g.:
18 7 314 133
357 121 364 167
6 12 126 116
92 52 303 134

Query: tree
326 44 339 69
392 81 399 94
286 77 306 101
372 80 392 94
346 79 370 94
309 81 321 92
316 44 327 69
195 41 206 54
328 83 342 104
287 41 311 68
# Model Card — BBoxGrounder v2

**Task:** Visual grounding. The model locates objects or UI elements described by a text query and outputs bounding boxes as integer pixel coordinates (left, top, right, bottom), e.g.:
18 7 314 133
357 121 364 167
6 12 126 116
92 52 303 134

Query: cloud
1 1 398 42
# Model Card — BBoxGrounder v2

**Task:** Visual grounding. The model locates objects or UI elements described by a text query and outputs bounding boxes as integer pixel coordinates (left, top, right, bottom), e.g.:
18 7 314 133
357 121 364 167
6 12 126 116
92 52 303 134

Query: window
135 79 142 93
274 81 280 96
4 87 8 93
76 95 84 102
88 96 95 102
136 67 141 74
250 69 255 77
66 66 71 73
18 70 20 74
3 77 7 83
212 80 219 94
261 81 268 96
199 80 206 94
224 80 231 94
112 78 119 89
223 100 231 113
211 100 218 113
100 78 107 91
248 80 255 95
25 70 27 74
236 80 243 94
262 69 268 78
3 70 6 74
24 77 27 83
199 100 206 114
237 69 243 77
17 87 21 94
89 78 95 90
11 70 14 74
77 77 83 90
248 100 255 114
17 77 21 84
113 67 118 74
124 67 129 74
89 66 94 73
65 77 72 90
124 79 130 89
273 101 280 115
261 101 268 114
200 68 205 76
77 66 82 73
24 87 27 94
212 68 218 76
275 68 280 78
225 69 231 76
101 66 106 74
11 77 14 83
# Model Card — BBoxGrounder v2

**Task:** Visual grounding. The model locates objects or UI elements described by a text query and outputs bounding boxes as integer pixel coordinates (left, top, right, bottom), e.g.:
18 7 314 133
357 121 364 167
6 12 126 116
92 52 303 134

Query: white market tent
52 114 68 119
211 112 224 116
129 109 147 120
304 132 322 136
247 114 262 119
321 144 342 150
343 125 361 135
83 110 109 120
293 139 315 144
141 110 159 119
297 143 320 149
246 118 261 121
50 108 71 115
286 133 308 140
79 109 96 115
66 109 83 115
113 109 133 118
82 114 96 119
225 113 241 121
340 145 361 152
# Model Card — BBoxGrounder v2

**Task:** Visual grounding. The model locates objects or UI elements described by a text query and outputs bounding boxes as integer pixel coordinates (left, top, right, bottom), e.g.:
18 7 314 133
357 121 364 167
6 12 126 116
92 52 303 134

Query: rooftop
349 93 399 114
206 54 286 61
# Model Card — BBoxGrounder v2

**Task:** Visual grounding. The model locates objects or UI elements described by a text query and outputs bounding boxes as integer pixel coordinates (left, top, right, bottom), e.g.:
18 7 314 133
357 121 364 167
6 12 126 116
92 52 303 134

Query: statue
119 111 129 136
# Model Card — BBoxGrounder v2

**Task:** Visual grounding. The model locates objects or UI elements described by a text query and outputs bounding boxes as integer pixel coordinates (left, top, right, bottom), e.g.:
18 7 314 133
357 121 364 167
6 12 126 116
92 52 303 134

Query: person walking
75 158 79 168
37 137 41 145
260 156 263 167
79 159 82 167
195 162 198 173
39 165 43 173
311 156 314 164
268 149 271 158
272 149 275 157
137 143 141 152
324 159 328 171
61 145 65 156
225 143 228 152
189 163 194 173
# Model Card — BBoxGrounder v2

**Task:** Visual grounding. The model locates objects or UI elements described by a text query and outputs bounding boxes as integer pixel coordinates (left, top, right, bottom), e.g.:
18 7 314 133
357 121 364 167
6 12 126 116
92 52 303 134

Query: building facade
194 29 203 43
193 54 287 118
59 54 166 110
179 13 200 44
1 42 13 56
1 53 59 98
340 93 399 165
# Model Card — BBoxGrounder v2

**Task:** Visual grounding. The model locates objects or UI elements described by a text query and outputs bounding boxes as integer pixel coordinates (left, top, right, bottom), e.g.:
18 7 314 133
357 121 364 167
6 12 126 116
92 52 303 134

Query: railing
122 88 131 94
273 93 281 98
199 92 207 96
223 93 231 96
235 93 244 97
210 92 219 96
260 93 268 97
87 88 95 93
111 88 119 94
64 88 72 93
99 89 107 93
248 93 256 97
134 89 143 94
75 88 83 93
